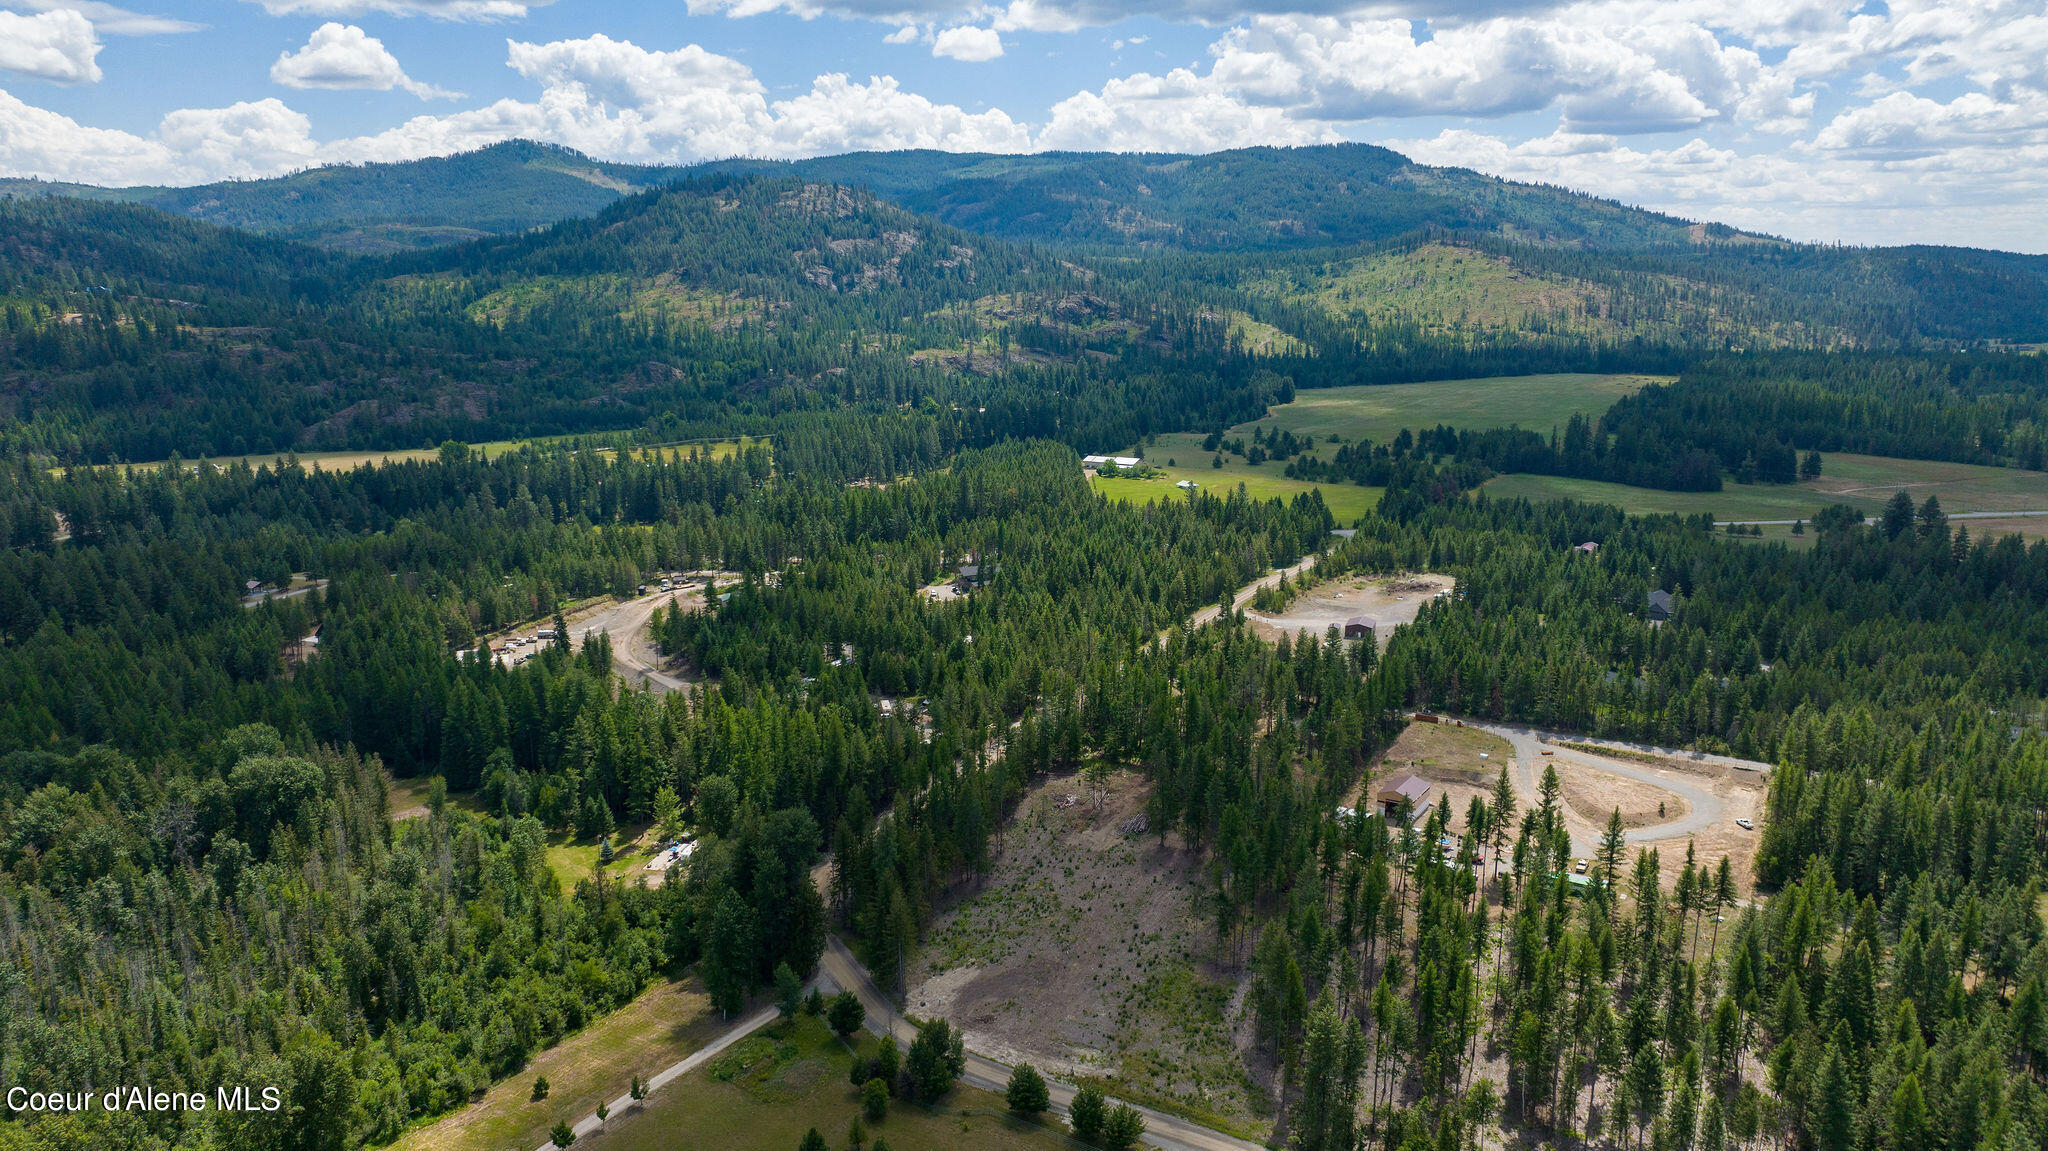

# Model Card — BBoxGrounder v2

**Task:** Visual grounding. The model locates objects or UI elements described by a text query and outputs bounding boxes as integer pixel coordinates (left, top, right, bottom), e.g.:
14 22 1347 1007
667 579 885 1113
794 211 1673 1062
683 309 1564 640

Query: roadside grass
389 977 724 1151
1236 372 1664 446
578 1014 1073 1151
1483 451 2048 525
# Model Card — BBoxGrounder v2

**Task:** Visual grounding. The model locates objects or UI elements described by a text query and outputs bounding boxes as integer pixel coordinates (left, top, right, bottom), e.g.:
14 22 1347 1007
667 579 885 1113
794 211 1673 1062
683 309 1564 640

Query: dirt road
820 937 1263 1151
1164 552 1322 642
1468 720 1766 859
565 588 698 693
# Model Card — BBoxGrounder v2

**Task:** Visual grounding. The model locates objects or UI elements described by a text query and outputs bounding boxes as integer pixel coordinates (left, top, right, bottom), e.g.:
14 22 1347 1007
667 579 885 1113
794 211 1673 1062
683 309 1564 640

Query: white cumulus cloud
271 22 459 99
1040 67 1335 151
931 25 1002 60
0 9 102 84
327 35 1029 165
0 90 317 184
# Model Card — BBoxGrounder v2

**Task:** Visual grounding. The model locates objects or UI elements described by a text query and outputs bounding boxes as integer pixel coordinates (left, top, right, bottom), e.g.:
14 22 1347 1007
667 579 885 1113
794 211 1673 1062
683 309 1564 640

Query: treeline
0 729 676 1148
1285 417 1733 493
1604 353 2048 472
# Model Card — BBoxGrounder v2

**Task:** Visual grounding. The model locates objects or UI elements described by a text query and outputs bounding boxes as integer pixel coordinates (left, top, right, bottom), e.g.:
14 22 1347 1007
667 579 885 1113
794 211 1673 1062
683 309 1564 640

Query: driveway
1467 720 1752 859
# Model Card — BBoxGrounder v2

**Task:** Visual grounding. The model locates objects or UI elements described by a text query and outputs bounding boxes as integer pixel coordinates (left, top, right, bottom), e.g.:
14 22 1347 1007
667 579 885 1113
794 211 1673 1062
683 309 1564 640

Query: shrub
1006 1064 1050 1116
1101 1103 1145 1150
1069 1085 1105 1140
828 990 866 1037
531 1076 549 1102
861 1077 890 1122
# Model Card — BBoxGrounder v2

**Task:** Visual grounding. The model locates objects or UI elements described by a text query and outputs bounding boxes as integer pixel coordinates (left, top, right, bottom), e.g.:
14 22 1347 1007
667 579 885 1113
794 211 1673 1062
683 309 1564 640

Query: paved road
819 937 1265 1151
524 996 796 1151
1467 720 1746 859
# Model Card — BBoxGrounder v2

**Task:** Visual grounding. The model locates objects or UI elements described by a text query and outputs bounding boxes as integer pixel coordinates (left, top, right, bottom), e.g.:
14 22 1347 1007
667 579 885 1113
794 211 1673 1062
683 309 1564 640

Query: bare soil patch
1349 722 1513 834
908 768 1271 1140
1555 760 1690 829
1247 572 1455 644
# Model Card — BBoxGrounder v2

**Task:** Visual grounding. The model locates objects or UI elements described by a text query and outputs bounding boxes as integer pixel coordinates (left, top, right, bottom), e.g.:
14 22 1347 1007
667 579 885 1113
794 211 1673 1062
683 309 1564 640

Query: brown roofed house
1377 773 1433 819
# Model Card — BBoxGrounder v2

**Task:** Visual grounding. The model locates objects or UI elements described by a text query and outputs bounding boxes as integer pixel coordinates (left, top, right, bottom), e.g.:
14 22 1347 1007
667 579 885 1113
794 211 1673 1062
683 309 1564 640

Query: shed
1377 773 1433 817
1647 588 1673 622
1575 541 1599 553
1344 615 1377 640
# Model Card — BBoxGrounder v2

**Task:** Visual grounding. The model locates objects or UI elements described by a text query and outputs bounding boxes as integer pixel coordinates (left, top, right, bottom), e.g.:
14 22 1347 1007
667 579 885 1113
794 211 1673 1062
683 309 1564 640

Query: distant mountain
2 140 1708 254
0 142 689 254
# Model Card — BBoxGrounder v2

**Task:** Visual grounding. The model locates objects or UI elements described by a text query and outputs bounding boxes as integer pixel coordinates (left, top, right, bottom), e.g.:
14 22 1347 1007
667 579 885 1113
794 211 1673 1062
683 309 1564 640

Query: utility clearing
907 768 1272 1141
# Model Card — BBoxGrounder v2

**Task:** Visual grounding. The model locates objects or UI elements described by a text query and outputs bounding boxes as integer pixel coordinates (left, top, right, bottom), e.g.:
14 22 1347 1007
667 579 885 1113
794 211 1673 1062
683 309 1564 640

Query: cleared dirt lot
907 769 1271 1141
1556 759 1691 829
1246 573 1455 645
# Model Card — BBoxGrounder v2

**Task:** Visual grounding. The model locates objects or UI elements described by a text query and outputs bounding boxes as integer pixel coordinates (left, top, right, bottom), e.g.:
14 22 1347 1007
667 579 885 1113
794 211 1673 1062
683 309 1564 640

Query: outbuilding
1344 615 1377 640
1377 773 1433 819
1648 588 1673 623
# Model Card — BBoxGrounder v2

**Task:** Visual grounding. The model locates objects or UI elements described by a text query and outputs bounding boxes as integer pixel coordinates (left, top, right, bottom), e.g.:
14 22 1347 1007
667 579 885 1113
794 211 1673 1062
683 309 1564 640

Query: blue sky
3 0 2046 251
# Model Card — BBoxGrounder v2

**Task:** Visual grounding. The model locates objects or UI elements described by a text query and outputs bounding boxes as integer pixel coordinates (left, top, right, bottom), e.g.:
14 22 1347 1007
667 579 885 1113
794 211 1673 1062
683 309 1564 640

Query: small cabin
1647 589 1673 623
1575 541 1599 554
1377 773 1433 819
1344 615 1377 640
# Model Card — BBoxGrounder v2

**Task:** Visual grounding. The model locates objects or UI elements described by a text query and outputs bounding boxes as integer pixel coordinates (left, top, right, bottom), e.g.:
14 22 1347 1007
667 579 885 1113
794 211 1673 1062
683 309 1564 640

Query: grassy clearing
1241 373 1663 446
1483 451 2048 526
1089 452 1380 524
579 1015 1071 1151
89 440 528 475
391 978 724 1151
1376 722 1514 786
544 824 666 890
1092 373 1654 524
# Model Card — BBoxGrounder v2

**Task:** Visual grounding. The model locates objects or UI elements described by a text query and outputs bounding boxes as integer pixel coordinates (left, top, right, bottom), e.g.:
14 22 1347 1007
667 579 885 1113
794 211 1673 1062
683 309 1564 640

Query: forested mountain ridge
0 180 1304 463
0 141 688 255
4 149 2047 468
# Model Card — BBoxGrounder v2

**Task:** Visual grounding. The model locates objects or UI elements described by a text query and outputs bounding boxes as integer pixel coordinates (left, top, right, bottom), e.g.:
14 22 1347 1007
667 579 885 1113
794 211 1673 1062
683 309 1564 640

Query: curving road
1467 720 1745 859
818 936 1264 1151
565 588 699 694
1164 552 1323 644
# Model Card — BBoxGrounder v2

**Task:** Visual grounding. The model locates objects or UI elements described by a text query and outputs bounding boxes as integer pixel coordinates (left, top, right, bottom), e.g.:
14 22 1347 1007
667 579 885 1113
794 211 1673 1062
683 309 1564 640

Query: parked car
1735 818 1754 830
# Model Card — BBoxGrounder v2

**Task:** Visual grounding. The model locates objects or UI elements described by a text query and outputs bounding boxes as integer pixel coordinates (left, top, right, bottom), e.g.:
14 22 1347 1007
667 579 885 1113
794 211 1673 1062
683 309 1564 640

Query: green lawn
1483 451 2048 525
579 1015 1072 1151
1089 464 1380 524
